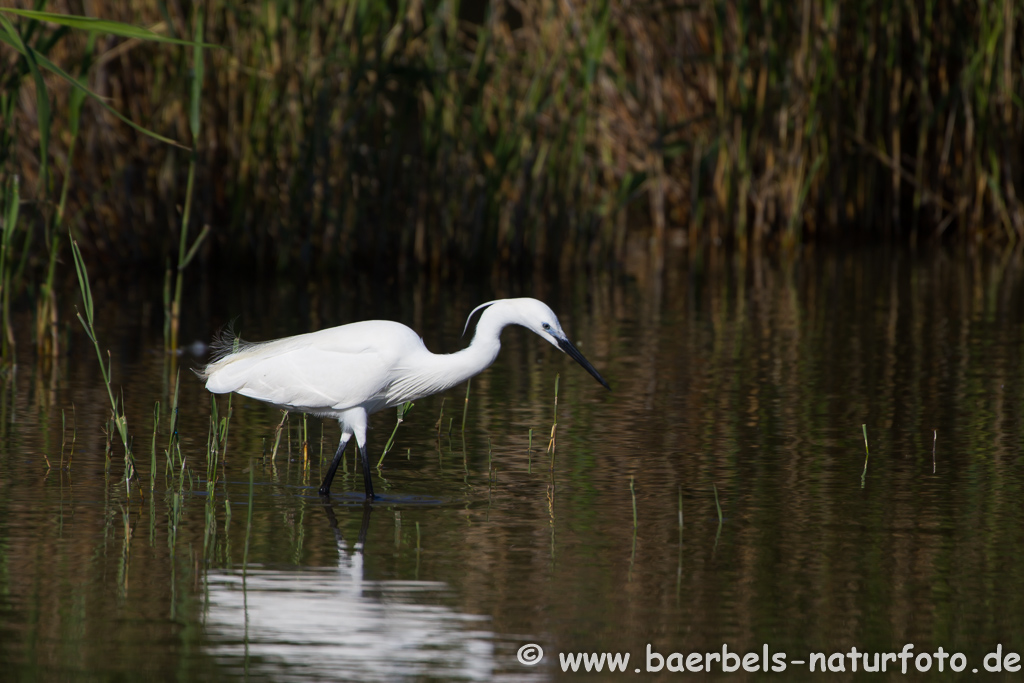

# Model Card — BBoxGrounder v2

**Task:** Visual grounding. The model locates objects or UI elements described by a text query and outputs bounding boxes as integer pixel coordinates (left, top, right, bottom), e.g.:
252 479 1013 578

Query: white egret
199 298 609 501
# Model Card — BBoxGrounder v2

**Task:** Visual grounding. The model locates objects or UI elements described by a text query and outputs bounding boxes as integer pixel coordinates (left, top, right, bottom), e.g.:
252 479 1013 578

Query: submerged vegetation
3 248 1024 679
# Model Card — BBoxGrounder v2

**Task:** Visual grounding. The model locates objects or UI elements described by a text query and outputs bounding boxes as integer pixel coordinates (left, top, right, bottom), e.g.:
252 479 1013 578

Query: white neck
385 303 519 405
442 303 509 384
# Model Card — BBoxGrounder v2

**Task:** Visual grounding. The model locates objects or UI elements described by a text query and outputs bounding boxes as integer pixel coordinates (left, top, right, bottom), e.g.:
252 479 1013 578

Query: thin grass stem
861 424 870 488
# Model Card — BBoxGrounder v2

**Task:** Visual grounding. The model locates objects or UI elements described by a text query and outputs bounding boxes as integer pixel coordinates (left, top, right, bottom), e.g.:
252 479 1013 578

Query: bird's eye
542 322 552 331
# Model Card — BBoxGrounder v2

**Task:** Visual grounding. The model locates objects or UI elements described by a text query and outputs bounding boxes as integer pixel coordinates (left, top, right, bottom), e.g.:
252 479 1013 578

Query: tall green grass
0 0 1021 369
165 6 209 357
0 4 210 368
1 1 1014 280
70 234 138 493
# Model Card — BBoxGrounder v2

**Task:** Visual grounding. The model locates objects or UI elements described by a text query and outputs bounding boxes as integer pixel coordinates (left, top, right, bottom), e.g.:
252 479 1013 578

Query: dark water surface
2 248 1024 681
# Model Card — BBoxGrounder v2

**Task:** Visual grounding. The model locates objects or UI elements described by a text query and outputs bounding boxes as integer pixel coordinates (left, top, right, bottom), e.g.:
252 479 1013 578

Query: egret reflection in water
203 507 502 682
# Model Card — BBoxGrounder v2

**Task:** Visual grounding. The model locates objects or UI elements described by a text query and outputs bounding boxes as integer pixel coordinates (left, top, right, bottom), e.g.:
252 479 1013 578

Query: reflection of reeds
0 176 17 363
150 401 160 491
630 474 637 530
547 373 559 458
204 393 232 561
4 250 1024 673
166 370 181 472
243 458 254 569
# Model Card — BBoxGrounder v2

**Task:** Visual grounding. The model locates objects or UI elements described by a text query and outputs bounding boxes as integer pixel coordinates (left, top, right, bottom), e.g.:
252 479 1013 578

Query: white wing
219 348 390 412
203 320 427 414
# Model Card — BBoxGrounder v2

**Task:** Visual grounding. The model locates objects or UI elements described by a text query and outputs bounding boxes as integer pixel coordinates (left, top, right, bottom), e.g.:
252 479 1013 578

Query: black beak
557 337 611 390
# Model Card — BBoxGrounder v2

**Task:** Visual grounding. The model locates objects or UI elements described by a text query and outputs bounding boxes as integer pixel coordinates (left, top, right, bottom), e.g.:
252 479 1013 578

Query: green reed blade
0 9 219 48
0 15 49 189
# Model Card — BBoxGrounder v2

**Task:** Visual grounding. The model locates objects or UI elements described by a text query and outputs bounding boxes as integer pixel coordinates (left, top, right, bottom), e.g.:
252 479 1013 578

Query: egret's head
465 298 610 390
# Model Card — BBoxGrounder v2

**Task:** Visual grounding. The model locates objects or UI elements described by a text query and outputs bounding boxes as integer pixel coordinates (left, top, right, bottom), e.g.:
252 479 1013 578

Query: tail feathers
204 355 259 393
196 325 252 383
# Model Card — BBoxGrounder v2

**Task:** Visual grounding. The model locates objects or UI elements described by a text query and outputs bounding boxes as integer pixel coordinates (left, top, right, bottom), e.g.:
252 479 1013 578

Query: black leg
319 437 348 497
319 496 372 551
358 441 375 502
355 504 371 550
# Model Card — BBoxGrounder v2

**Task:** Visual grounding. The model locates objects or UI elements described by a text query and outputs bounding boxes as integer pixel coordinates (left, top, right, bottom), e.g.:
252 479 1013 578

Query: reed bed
0 0 1021 301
